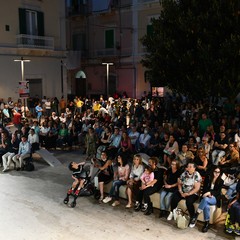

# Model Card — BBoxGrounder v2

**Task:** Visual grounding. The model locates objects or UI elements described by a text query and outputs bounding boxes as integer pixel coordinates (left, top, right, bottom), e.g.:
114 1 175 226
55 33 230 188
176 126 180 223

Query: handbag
174 208 190 229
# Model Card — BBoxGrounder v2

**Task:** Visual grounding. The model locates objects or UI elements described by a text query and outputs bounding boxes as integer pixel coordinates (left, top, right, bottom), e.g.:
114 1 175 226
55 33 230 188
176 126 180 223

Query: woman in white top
125 154 144 208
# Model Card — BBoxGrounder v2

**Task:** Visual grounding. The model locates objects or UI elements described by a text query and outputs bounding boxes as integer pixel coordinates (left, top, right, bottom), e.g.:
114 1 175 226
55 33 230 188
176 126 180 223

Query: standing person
12 135 31 170
190 166 224 232
167 162 202 225
134 157 164 215
52 97 59 115
59 96 67 113
74 97 84 115
92 151 113 203
159 159 181 218
85 127 97 160
103 153 130 207
12 109 22 131
45 98 52 117
35 103 43 123
125 154 144 208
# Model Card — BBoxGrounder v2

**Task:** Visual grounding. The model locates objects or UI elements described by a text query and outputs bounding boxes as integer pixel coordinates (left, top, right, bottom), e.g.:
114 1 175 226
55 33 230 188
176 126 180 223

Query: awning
75 70 86 79
92 0 111 13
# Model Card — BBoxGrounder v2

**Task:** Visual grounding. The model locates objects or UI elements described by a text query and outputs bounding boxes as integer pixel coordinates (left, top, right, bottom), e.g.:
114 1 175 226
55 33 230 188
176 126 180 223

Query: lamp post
14 57 31 117
102 62 113 98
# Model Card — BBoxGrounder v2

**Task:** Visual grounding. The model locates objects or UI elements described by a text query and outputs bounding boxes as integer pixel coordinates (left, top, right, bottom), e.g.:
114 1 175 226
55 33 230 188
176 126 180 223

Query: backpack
24 161 35 171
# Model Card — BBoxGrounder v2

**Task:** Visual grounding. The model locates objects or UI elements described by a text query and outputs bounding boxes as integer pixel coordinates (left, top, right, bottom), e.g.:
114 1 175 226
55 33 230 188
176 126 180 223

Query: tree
141 0 240 101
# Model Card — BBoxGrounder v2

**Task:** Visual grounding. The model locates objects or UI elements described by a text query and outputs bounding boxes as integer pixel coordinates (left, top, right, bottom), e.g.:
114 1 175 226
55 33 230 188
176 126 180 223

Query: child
140 166 154 190
63 161 87 207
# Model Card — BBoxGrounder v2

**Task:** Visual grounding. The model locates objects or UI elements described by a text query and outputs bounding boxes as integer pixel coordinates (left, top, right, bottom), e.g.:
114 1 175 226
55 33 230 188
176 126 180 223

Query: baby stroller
63 163 96 208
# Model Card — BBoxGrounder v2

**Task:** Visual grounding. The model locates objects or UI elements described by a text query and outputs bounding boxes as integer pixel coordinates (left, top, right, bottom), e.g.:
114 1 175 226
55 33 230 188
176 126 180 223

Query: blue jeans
198 196 217 221
160 190 174 211
109 180 126 200
226 183 237 200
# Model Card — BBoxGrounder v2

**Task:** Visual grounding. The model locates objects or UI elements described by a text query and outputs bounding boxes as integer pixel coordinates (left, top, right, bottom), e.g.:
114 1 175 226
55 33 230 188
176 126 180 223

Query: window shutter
105 29 114 48
19 8 27 34
37 11 44 36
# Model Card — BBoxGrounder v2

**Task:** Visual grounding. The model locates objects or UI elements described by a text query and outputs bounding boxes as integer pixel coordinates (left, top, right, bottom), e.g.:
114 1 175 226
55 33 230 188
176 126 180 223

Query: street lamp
14 57 31 117
102 62 113 98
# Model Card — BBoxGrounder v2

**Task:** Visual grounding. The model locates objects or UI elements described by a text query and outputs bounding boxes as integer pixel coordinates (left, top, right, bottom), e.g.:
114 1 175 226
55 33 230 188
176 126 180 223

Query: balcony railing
16 34 54 50
92 47 132 58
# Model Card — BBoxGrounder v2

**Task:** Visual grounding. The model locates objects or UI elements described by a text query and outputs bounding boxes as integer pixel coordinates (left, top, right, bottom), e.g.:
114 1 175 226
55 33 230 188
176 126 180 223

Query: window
105 29 114 48
72 33 86 51
19 8 44 36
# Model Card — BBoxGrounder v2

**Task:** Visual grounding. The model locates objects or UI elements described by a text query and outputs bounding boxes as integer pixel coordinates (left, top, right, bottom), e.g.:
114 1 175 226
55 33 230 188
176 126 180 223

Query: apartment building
66 0 162 99
0 0 66 101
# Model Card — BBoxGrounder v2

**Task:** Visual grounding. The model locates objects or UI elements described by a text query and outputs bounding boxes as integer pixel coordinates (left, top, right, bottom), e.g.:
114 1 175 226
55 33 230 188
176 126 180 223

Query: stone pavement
0 149 234 240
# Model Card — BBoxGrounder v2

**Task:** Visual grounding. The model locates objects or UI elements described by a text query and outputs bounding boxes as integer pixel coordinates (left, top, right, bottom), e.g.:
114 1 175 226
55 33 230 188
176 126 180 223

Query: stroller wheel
70 201 76 208
63 197 69 204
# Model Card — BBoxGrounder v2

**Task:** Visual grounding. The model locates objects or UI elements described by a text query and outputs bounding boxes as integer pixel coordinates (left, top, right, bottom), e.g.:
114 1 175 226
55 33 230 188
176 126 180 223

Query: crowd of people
0 93 240 235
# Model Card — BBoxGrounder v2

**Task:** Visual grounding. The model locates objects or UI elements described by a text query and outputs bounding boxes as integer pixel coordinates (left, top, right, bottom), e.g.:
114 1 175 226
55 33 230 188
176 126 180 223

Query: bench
94 178 222 224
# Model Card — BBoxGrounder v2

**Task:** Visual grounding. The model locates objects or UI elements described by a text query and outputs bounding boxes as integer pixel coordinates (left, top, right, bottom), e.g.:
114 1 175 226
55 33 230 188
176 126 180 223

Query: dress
98 160 113 183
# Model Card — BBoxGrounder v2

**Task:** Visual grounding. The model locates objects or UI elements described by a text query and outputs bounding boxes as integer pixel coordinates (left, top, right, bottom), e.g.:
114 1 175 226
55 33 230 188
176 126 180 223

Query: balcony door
26 10 38 36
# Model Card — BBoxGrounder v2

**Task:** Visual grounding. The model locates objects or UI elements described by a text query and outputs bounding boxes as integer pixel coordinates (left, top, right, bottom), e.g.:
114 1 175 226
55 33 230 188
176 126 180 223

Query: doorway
28 79 42 98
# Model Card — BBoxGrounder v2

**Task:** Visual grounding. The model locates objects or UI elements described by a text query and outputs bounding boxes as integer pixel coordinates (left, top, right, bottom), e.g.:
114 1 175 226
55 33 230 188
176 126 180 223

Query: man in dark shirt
134 157 165 215
212 132 228 165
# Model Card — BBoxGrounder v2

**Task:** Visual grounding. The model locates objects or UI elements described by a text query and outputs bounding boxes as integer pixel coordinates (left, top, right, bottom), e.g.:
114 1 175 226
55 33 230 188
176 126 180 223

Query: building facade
66 0 162 99
0 0 66 101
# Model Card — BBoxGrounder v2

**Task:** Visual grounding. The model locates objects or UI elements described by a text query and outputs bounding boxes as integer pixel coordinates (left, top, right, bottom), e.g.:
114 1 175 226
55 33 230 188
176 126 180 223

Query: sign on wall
19 81 29 98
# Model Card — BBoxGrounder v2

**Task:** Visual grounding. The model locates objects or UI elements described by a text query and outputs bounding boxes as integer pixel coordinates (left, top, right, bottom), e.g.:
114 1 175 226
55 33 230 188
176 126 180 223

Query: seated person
105 126 121 161
212 132 228 166
136 128 151 153
159 159 181 218
135 157 165 215
2 133 20 172
225 180 240 236
163 134 179 167
146 132 161 157
12 135 31 170
194 147 208 177
190 166 223 232
103 153 130 207
63 161 87 207
176 144 194 167
126 154 144 208
219 143 239 172
28 128 39 152
167 162 202 226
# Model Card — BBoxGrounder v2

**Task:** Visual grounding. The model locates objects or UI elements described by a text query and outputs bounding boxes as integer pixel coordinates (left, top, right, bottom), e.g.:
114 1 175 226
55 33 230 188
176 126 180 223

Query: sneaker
189 213 198 228
112 201 120 207
2 167 9 172
141 203 148 212
134 201 141 211
74 189 80 196
103 196 112 203
234 227 240 236
167 211 173 221
226 224 235 234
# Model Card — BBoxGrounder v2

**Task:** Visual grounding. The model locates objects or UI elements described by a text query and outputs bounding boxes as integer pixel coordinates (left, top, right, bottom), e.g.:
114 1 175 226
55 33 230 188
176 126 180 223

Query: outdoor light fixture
102 62 113 98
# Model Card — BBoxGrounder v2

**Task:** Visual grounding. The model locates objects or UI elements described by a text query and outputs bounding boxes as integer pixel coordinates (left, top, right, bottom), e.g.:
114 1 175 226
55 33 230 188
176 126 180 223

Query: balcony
16 34 54 50
92 47 132 58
